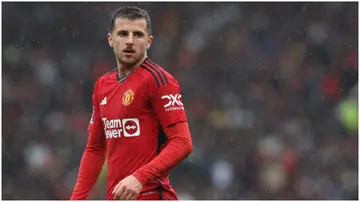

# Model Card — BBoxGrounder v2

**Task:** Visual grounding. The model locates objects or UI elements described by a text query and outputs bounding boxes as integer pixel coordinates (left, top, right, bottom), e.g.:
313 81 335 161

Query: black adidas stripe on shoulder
143 63 165 86
146 60 169 85
141 64 161 88
141 61 170 88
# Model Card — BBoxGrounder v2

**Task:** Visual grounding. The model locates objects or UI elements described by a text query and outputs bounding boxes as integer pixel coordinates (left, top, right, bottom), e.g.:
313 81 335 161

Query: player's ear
107 33 114 48
147 35 153 50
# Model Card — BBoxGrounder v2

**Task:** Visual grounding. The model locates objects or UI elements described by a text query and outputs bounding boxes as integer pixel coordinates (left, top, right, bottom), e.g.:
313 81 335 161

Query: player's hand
112 175 143 200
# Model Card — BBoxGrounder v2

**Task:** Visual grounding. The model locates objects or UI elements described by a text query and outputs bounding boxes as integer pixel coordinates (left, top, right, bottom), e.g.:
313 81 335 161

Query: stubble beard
117 52 145 70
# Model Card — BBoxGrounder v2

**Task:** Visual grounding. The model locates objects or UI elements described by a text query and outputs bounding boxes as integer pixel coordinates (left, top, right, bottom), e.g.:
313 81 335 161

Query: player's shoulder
140 57 179 88
95 68 117 86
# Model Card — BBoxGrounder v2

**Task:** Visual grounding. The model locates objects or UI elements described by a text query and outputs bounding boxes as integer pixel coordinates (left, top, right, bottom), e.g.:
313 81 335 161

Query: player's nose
126 35 134 45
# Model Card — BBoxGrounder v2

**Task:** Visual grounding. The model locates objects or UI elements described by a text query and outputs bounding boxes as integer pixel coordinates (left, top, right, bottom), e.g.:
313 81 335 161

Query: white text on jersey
161 94 184 112
102 118 140 139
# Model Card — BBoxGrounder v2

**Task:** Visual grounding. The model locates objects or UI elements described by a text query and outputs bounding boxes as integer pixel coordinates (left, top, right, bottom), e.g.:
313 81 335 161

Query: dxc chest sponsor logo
161 94 184 112
102 118 140 139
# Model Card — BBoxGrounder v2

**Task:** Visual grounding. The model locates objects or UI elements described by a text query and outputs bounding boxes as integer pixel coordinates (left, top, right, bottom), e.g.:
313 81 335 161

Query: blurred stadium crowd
2 2 358 200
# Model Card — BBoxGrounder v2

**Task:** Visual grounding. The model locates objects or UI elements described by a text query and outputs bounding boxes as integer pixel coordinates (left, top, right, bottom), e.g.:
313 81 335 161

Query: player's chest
97 83 149 118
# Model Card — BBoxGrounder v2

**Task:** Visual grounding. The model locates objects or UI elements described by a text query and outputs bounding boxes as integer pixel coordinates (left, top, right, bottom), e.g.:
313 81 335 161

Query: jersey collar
117 57 150 82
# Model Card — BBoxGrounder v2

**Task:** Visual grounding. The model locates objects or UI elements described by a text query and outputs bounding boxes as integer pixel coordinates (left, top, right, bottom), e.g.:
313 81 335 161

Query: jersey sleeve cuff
132 170 149 186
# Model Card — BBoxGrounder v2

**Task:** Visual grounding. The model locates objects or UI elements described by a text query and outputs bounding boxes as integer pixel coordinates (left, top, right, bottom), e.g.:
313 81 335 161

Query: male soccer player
71 6 192 200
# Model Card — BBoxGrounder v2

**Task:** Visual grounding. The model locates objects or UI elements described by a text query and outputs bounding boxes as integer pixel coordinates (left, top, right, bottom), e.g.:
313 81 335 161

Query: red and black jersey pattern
141 59 169 88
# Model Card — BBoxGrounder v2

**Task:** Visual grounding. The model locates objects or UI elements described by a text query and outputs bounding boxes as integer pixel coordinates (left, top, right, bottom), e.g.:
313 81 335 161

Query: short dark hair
109 6 152 35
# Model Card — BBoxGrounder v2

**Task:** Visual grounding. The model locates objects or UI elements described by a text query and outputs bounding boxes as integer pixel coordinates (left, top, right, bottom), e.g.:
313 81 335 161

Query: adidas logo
100 97 107 105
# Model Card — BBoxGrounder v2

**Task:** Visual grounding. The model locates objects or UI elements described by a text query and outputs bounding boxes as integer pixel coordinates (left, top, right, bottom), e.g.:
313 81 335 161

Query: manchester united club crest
122 89 134 106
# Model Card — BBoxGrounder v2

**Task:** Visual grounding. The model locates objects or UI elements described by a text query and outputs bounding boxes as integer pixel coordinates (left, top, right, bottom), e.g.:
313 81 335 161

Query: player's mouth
123 49 136 55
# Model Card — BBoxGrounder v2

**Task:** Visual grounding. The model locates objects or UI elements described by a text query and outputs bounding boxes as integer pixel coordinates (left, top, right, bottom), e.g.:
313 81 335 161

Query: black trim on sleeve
140 65 160 88
145 60 169 85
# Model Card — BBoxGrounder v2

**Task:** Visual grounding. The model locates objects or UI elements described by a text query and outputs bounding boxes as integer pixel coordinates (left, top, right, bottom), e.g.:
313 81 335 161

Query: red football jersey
89 57 187 200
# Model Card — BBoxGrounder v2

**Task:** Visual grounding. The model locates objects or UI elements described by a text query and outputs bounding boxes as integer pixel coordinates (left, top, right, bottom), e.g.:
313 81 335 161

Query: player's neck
117 55 147 78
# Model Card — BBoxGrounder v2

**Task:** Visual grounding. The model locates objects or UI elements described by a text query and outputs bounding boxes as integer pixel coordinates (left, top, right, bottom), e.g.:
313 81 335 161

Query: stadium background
2 2 358 200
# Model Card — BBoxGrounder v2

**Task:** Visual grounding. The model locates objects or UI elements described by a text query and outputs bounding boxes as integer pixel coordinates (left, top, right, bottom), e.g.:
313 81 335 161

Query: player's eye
133 31 145 38
117 31 128 37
